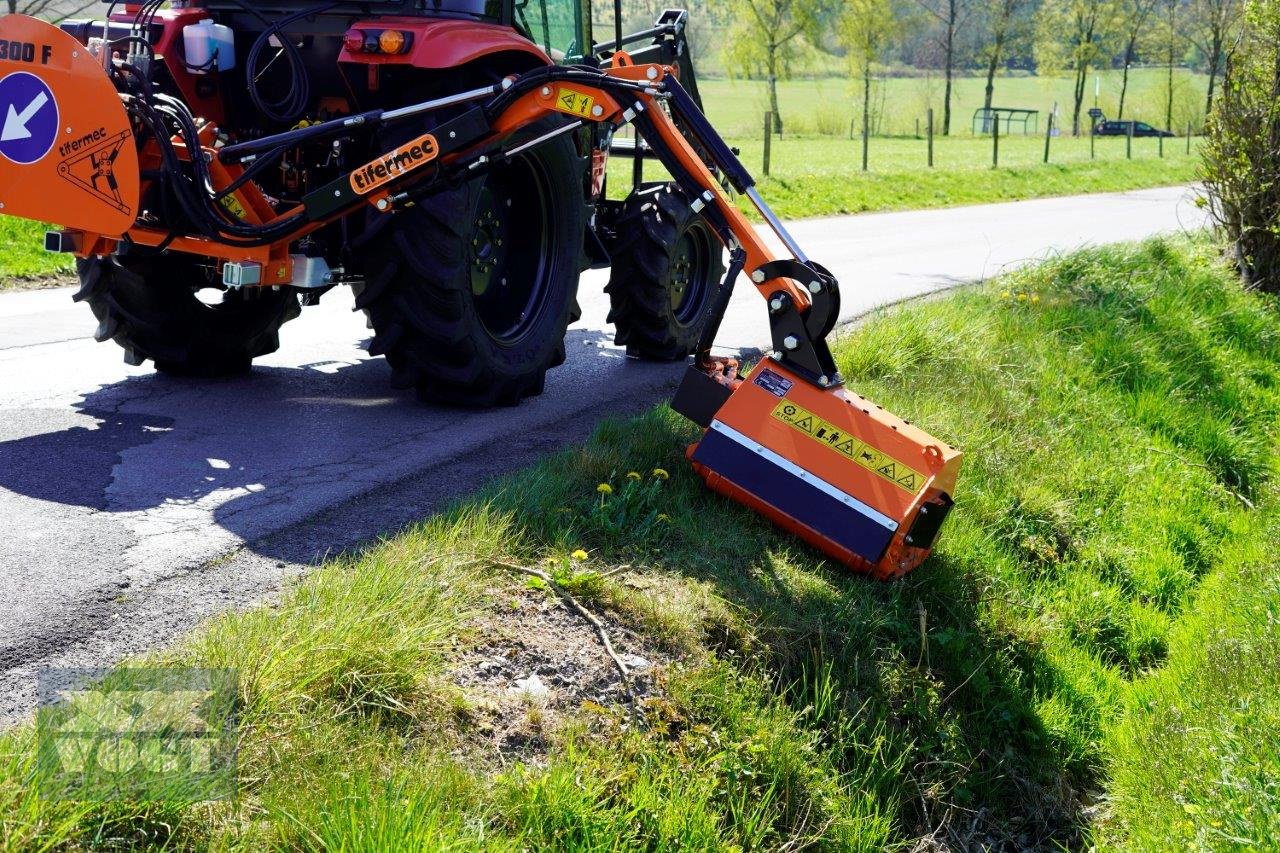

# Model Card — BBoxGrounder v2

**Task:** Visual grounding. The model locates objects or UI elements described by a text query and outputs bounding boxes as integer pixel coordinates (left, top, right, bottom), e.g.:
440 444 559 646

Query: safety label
554 87 596 118
57 129 132 214
0 70 57 164
772 400 925 493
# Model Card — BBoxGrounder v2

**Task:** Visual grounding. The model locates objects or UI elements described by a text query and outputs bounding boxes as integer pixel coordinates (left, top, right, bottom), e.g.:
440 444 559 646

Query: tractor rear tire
355 121 584 407
74 252 300 376
605 184 725 361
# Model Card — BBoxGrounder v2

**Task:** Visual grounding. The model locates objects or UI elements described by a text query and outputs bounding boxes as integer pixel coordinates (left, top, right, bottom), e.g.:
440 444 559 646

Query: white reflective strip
709 420 898 532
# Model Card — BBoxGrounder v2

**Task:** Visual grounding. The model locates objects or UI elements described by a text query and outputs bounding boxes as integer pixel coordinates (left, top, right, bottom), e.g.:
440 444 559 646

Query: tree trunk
767 50 782 135
984 29 1005 110
1167 2 1176 130
942 0 956 135
1072 64 1088 135
1119 38 1137 118
862 60 871 170
1205 33 1223 117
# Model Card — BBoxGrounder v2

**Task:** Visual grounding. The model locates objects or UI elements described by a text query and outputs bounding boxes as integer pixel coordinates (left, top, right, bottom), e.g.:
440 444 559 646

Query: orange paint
690 361 962 578
0 15 138 237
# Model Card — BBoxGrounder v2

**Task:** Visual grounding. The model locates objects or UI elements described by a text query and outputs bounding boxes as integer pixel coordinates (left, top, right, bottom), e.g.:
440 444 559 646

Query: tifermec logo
36 668 237 801
349 132 438 195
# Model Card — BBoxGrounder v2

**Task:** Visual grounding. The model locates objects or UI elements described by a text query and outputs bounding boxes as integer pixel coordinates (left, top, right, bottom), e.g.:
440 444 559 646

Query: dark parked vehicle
1094 119 1175 138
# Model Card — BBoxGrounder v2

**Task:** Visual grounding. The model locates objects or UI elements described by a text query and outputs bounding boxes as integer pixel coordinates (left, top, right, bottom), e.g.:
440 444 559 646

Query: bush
1201 0 1280 290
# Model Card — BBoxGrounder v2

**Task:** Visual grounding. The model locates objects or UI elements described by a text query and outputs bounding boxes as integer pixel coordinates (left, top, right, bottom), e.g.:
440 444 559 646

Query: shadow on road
0 327 638 536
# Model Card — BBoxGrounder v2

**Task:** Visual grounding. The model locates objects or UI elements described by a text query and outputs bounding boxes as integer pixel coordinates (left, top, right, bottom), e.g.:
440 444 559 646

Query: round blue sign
0 71 58 165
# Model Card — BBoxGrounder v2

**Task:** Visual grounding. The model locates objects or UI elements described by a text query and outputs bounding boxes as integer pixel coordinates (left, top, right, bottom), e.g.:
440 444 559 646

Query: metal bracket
756 258 842 387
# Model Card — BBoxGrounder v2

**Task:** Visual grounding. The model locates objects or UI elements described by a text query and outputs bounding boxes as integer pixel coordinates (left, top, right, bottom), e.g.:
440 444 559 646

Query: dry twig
491 559 632 685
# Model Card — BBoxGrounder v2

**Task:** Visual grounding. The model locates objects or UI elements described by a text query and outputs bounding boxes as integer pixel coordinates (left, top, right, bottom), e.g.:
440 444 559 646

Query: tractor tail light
378 29 407 54
343 28 412 55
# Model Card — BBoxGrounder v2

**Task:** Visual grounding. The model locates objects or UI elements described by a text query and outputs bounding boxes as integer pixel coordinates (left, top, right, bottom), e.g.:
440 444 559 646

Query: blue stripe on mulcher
691 425 896 564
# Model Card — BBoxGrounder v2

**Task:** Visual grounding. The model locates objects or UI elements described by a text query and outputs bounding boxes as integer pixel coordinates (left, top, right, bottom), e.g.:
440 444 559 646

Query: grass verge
608 137 1198 220
3 235 1277 849
0 218 72 288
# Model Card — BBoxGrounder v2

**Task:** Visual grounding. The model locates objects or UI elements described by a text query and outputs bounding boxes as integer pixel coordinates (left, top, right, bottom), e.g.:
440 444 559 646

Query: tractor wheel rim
468 152 553 344
670 221 712 326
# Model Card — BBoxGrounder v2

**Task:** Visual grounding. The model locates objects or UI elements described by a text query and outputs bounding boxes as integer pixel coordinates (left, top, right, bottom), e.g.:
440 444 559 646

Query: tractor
0 0 962 577
52 1 723 406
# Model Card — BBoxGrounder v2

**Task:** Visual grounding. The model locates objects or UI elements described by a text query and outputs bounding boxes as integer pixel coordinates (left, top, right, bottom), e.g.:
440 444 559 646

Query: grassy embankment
3 235 1278 849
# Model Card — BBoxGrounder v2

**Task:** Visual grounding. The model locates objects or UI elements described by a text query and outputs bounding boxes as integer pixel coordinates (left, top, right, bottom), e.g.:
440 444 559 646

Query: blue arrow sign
0 71 57 165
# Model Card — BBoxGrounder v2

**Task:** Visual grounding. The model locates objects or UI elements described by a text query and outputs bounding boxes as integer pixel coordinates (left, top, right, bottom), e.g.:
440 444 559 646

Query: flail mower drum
0 7 960 577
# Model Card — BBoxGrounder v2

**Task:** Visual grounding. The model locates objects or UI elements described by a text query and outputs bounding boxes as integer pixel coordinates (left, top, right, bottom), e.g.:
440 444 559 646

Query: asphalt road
0 185 1207 724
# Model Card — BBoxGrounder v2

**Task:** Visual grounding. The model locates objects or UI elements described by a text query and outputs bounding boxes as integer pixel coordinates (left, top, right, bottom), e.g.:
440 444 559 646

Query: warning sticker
553 87 596 118
56 129 132 214
772 400 925 493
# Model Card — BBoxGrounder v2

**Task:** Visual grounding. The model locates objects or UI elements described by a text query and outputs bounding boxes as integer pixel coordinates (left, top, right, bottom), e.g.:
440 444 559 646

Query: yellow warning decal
771 401 926 493
220 193 249 220
554 87 597 118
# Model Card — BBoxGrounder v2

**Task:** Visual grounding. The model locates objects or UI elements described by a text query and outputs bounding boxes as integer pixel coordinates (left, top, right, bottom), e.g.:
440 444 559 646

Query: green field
4 236 1277 849
613 131 1200 219
694 68 1211 138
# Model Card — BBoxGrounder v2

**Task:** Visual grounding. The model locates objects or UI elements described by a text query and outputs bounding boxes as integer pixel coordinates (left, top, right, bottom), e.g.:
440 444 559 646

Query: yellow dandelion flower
571 549 588 561
1031 293 1040 304
596 483 613 495
1000 291 1010 300
657 513 670 522
652 468 670 480
1017 292 1027 302
626 471 642 480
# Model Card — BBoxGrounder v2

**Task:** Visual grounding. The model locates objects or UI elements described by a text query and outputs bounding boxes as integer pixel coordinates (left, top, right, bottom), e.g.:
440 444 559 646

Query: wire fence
754 108 1199 178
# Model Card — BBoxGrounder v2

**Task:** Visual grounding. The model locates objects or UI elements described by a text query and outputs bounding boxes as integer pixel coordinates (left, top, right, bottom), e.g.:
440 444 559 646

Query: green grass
694 69 1211 138
611 134 1199 220
4 235 1278 849
0 217 71 287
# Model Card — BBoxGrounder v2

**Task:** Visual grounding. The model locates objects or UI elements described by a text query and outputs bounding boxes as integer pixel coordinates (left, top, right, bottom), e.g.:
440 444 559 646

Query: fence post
1043 108 1054 164
927 108 934 168
992 115 999 168
1126 121 1133 159
1186 122 1192 155
915 117 920 138
1091 122 1096 160
763 112 772 177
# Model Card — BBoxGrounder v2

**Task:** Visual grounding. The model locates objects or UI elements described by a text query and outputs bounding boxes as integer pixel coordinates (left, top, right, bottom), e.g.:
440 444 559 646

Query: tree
978 0 1030 112
1202 0 1280 289
722 0 826 134
8 0 96 18
1036 0 1119 135
1188 0 1244 116
839 0 901 168
914 0 975 135
1116 0 1161 118
1144 0 1188 129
